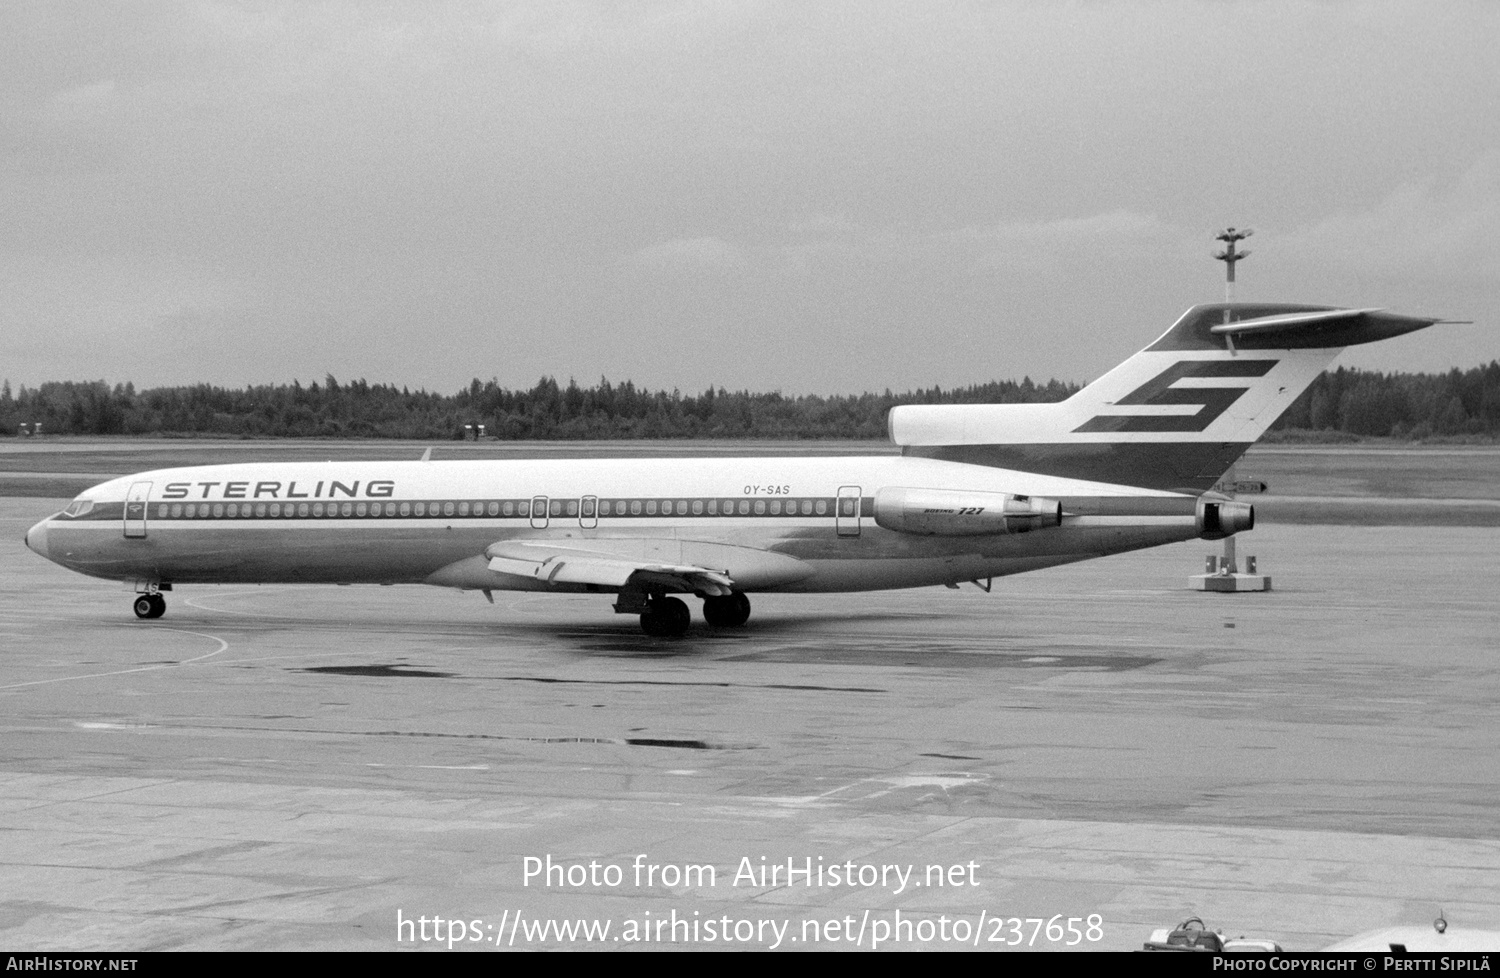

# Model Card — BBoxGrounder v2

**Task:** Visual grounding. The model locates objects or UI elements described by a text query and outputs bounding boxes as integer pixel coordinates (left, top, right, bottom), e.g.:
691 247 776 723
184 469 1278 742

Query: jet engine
1196 496 1255 539
873 487 1063 536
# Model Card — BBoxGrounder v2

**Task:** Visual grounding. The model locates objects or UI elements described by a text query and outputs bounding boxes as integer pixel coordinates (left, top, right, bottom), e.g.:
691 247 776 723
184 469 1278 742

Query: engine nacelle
873 487 1063 536
1197 496 1255 540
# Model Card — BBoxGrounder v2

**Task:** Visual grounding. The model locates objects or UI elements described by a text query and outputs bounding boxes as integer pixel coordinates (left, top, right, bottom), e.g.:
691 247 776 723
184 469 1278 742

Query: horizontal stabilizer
1148 303 1441 351
1209 307 1386 335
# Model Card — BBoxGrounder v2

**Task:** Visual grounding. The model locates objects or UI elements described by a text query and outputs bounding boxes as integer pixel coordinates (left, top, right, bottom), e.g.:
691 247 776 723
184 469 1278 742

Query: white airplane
1324 916 1500 953
25 303 1438 636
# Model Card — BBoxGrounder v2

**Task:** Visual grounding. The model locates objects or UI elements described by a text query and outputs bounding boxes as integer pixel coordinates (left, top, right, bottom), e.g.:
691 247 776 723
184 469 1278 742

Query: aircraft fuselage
25 454 1205 595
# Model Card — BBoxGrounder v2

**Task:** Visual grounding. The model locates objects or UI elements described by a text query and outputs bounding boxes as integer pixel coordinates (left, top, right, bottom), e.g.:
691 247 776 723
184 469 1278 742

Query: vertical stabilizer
890 304 1440 493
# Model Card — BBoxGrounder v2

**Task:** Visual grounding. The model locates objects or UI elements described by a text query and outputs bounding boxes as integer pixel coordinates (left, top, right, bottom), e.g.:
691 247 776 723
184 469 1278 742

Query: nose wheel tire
640 596 691 637
702 592 751 627
133 594 166 619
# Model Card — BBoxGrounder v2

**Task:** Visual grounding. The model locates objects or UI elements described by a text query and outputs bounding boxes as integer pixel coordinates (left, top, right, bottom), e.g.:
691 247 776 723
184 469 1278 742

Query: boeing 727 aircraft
25 303 1439 636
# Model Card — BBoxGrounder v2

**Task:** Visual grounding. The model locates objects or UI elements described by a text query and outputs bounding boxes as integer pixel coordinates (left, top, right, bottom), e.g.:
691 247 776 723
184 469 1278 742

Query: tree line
0 375 1079 440
1 363 1496 440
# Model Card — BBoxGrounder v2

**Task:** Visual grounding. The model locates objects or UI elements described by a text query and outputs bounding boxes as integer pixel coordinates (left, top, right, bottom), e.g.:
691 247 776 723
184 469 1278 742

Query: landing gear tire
640 596 691 637
702 592 751 627
133 594 165 619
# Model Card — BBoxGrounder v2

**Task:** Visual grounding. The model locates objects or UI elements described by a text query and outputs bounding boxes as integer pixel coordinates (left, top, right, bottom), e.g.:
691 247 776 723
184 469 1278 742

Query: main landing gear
640 596 691 637
702 592 751 628
636 592 753 637
132 593 166 619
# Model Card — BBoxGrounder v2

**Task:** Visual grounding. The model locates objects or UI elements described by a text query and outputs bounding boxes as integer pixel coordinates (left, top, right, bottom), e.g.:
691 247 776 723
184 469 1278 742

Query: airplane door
530 495 549 529
580 495 598 529
124 481 152 539
836 485 861 537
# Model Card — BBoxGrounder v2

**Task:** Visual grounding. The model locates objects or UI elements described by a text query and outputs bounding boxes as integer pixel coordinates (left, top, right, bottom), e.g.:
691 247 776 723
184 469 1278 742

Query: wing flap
485 544 736 595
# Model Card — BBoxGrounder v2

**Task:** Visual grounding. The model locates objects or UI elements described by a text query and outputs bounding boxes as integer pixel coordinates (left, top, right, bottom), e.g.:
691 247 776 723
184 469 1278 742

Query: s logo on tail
1071 360 1277 434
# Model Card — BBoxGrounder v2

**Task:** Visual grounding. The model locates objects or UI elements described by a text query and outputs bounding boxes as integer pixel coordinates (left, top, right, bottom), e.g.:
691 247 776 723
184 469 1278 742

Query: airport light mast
1191 227 1271 592
1214 227 1252 304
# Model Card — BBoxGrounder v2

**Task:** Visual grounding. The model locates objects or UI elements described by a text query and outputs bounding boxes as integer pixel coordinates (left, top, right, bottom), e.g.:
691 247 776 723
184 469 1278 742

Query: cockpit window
62 498 95 518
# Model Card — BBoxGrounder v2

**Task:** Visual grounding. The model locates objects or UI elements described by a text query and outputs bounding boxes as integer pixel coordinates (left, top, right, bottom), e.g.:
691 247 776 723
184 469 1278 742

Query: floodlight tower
1191 227 1271 592
1214 227 1252 305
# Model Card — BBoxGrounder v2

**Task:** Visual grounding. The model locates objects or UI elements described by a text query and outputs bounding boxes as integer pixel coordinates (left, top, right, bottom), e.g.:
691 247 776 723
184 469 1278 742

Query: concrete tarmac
2 496 1497 951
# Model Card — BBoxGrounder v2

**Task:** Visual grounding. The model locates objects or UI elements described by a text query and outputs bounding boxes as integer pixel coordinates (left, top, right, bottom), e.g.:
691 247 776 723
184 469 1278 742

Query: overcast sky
4 0 1497 396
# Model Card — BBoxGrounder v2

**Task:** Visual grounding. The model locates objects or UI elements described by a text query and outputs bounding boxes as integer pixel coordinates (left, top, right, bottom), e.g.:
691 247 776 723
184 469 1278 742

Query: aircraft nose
24 519 49 559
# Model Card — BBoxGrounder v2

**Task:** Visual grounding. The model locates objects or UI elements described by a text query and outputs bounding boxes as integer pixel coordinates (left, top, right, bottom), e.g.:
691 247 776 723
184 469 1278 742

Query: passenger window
675 500 687 515
646 500 657 515
211 504 223 518
630 500 642 515
550 499 565 517
581 498 595 517
487 501 499 516
816 499 828 515
565 500 578 517
517 501 529 517
339 502 352 517
738 500 750 515
355 502 367 517
443 502 455 516
170 504 183 518
770 500 781 515
692 500 703 515
458 501 470 516
598 500 610 516
754 500 766 515
399 502 410 516
707 499 718 515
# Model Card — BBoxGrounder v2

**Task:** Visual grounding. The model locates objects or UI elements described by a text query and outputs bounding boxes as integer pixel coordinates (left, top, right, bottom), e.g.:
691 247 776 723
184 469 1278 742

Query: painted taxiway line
0 629 229 691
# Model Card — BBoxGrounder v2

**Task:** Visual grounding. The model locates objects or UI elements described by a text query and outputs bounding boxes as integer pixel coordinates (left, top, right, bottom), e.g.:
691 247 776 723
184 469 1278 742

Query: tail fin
891 303 1440 493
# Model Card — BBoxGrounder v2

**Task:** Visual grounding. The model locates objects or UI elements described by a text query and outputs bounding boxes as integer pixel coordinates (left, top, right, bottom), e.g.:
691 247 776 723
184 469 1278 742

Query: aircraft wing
485 540 737 596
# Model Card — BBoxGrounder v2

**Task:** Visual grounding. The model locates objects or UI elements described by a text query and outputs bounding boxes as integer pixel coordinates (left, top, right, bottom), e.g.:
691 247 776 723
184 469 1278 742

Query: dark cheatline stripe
904 442 1253 494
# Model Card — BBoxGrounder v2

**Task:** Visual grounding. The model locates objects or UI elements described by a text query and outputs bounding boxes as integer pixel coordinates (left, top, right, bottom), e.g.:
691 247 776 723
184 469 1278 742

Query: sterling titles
163 479 396 501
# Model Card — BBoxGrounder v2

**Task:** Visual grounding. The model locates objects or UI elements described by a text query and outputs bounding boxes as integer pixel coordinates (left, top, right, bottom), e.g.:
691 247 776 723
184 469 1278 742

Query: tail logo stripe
1072 359 1277 434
